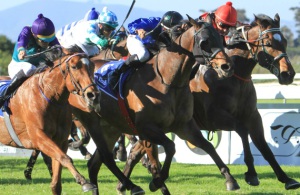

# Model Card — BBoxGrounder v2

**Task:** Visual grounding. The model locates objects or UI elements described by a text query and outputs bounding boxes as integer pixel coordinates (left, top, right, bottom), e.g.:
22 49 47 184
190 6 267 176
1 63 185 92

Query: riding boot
107 54 140 90
0 70 27 108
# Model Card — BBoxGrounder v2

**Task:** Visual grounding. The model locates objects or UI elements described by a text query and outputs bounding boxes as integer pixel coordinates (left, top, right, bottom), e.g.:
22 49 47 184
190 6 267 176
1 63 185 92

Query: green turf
0 157 300 194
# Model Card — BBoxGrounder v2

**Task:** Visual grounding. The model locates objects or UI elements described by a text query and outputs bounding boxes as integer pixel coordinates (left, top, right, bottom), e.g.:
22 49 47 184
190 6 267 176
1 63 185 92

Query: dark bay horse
113 13 300 192
189 13 299 190
0 46 100 194
69 15 236 195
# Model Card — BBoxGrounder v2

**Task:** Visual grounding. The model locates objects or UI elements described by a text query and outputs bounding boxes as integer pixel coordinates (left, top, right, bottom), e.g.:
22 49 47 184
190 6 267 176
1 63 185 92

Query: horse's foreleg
24 150 41 180
248 112 300 190
34 133 96 193
143 141 171 195
50 158 62 195
178 120 240 191
116 140 147 193
87 149 102 195
139 127 175 193
235 126 259 186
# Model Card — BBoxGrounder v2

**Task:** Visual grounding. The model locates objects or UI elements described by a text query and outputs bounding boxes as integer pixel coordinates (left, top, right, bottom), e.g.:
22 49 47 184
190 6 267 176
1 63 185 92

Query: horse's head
188 15 233 79
247 14 295 84
59 46 101 112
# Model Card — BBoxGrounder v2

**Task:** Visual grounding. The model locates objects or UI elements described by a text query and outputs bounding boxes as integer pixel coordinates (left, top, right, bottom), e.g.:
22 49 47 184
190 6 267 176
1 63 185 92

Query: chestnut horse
69 15 235 195
113 13 300 192
22 36 129 180
0 46 100 194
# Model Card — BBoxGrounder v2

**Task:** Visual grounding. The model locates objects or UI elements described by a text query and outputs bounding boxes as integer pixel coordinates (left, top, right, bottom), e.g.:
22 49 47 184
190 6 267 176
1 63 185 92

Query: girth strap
3 110 24 147
117 93 138 134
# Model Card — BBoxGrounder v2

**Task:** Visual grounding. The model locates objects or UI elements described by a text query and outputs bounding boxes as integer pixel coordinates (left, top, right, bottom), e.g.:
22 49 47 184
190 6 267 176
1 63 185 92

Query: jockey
199 1 237 43
159 11 184 46
56 7 100 43
107 17 161 89
58 6 118 57
0 14 60 108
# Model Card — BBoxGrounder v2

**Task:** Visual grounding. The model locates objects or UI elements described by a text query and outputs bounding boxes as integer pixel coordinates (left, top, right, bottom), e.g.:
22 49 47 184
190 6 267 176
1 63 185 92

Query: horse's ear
187 14 200 28
253 14 260 25
206 13 212 24
274 13 280 27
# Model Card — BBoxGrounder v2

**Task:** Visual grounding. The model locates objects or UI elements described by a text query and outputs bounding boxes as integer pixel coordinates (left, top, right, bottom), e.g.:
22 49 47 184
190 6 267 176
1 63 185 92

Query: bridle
240 25 288 76
49 52 96 97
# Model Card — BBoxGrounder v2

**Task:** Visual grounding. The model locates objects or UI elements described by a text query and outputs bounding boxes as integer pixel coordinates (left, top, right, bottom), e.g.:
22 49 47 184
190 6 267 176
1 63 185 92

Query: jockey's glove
97 38 109 49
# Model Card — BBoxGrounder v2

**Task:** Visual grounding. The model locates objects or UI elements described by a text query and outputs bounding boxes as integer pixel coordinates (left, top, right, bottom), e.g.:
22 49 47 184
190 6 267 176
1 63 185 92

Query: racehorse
69 15 236 195
0 45 100 194
113 13 300 192
190 13 299 189
22 32 129 181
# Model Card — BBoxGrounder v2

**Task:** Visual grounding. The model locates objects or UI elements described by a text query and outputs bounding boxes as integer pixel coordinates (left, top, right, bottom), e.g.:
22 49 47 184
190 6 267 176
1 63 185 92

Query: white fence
1 74 300 165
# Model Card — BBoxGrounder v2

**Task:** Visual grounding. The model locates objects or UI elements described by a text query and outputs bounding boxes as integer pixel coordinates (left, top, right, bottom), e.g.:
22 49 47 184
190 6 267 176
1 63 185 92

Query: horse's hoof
116 189 126 195
226 180 240 191
285 179 300 190
131 185 145 195
245 174 260 186
149 180 159 192
82 182 97 192
24 170 32 180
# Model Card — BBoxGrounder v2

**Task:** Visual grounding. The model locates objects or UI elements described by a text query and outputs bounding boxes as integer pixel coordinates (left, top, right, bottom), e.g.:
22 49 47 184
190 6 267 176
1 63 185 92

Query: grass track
0 157 300 195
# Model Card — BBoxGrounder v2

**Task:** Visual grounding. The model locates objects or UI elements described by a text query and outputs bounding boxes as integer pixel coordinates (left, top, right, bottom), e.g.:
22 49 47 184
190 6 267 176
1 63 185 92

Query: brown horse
0 46 100 194
190 13 299 190
69 15 236 195
114 13 300 192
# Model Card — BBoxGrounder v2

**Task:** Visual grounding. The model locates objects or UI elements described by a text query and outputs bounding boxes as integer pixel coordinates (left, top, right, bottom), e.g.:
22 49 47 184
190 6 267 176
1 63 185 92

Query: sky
1 0 299 22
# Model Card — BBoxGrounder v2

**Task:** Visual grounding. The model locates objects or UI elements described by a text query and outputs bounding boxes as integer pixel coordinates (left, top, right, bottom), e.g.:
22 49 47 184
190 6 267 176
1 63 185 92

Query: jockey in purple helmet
0 14 60 108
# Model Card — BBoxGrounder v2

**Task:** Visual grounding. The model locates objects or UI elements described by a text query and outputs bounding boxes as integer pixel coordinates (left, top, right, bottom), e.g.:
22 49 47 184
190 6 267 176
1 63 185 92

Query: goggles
102 24 115 32
217 21 231 29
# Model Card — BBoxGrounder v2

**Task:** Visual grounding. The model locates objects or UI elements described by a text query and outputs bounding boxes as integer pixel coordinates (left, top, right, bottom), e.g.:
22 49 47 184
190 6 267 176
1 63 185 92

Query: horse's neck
156 30 195 87
38 68 69 103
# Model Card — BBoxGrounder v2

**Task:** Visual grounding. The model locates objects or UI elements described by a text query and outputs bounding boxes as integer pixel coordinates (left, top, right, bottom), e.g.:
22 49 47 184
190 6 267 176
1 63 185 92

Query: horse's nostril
221 64 230 71
87 92 96 100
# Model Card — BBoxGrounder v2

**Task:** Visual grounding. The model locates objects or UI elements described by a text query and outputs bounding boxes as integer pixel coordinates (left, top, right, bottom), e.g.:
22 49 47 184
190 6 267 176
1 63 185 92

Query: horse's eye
265 41 272 47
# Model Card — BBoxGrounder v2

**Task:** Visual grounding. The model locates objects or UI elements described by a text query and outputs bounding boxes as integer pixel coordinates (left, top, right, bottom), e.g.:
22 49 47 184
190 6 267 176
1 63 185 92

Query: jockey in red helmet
200 1 237 36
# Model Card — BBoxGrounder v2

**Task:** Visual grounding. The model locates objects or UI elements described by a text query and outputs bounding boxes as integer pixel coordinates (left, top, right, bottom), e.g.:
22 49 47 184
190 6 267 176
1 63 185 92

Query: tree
281 25 294 47
290 5 300 46
0 35 14 75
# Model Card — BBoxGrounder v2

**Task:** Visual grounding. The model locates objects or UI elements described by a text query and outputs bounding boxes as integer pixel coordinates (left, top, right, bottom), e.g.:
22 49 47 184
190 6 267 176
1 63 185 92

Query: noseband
240 26 288 76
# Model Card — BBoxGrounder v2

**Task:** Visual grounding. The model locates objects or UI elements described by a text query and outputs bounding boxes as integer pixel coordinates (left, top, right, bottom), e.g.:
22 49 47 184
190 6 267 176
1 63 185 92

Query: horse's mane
63 45 84 54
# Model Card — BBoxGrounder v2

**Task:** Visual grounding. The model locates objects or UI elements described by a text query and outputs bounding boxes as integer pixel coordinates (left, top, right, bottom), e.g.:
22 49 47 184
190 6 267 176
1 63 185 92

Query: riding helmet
31 14 56 42
161 11 183 29
83 7 100 21
214 1 237 26
98 7 118 29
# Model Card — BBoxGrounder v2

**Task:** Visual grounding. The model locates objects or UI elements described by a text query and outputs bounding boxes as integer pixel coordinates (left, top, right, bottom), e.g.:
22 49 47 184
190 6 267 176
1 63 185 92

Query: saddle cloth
94 60 133 100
